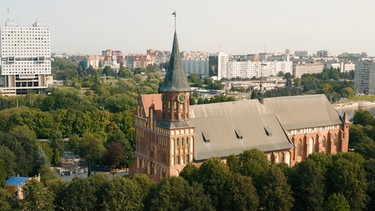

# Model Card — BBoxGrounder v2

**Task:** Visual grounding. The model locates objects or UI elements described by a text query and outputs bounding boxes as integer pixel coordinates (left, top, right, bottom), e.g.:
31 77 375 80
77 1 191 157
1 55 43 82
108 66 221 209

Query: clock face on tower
177 93 186 103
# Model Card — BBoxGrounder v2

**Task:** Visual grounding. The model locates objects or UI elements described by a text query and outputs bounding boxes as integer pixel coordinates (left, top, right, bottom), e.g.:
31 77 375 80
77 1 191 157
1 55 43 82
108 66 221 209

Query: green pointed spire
160 32 190 92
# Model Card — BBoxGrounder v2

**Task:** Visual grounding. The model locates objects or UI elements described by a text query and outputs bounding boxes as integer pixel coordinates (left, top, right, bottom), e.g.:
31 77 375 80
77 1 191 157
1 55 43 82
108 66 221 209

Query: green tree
39 163 58 184
327 153 368 210
180 163 199 184
45 179 68 211
21 179 55 211
227 173 259 210
103 177 143 211
261 165 294 211
324 193 350 211
352 110 374 126
0 189 11 211
131 173 157 209
151 176 213 211
63 177 96 210
78 133 105 177
290 154 330 211
238 149 270 188
364 159 375 210
0 145 16 180
195 158 231 209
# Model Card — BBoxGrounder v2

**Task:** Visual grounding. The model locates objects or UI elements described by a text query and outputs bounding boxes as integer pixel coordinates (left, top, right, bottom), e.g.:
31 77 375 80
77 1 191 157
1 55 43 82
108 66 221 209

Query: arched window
297 139 303 157
322 136 327 149
176 138 179 147
177 156 180 164
334 134 338 147
186 155 189 163
309 137 314 154
280 152 285 163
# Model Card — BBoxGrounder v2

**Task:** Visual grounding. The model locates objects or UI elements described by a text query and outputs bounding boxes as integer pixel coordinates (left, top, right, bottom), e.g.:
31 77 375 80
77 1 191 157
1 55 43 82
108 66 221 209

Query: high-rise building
354 61 375 94
0 20 52 95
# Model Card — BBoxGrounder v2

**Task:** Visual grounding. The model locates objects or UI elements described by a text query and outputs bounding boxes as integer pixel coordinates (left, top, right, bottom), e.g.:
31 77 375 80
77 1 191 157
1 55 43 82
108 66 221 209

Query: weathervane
172 11 177 31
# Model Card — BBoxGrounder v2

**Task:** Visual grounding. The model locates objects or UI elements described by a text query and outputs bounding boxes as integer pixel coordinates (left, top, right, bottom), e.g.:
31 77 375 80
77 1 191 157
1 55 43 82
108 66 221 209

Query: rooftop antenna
172 11 177 31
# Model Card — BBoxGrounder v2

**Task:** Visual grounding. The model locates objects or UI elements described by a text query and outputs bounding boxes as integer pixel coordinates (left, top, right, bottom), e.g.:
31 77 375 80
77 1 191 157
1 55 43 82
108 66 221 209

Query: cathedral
129 31 350 182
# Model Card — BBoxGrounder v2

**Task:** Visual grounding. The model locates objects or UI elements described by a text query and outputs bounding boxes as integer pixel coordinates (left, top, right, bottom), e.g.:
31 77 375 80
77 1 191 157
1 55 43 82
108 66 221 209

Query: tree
21 179 55 211
0 189 11 211
179 163 199 184
227 173 259 210
103 177 144 211
39 163 58 184
290 157 327 211
364 159 375 211
195 158 231 209
131 173 157 209
238 149 270 188
327 153 368 210
352 110 374 126
150 176 213 211
325 193 350 211
0 145 16 180
341 87 354 98
261 165 294 211
78 133 105 177
103 142 125 170
48 131 63 166
45 179 68 211
63 177 96 210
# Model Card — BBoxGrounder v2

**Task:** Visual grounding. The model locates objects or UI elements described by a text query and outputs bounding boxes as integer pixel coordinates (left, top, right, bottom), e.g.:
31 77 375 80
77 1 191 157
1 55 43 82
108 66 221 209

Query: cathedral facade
129 32 349 182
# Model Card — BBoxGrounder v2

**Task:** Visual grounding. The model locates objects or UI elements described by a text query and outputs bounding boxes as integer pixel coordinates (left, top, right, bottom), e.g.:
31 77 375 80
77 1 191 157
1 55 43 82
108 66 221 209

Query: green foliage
325 193 350 211
352 110 374 126
364 159 375 211
195 158 231 209
237 149 270 187
261 165 294 211
327 153 368 210
0 189 11 211
290 156 327 211
78 133 105 177
21 179 55 211
103 177 144 211
150 176 213 211
227 173 259 210
63 177 97 210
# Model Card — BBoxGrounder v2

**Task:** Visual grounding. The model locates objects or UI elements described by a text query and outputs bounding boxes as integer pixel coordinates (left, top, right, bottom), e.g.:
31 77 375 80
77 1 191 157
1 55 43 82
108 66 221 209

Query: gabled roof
139 94 162 121
6 176 29 187
262 94 343 130
159 32 190 92
189 100 293 160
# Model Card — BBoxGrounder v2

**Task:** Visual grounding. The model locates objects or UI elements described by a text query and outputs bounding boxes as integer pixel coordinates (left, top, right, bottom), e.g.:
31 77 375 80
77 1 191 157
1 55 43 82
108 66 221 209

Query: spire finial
172 11 177 31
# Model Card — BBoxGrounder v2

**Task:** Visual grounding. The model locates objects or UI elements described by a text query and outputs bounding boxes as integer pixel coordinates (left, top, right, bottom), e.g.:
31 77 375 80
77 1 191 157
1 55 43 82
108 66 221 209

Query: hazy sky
2 0 375 56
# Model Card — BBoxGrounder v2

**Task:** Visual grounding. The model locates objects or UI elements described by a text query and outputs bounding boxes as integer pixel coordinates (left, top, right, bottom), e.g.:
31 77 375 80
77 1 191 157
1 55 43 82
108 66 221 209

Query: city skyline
2 0 375 56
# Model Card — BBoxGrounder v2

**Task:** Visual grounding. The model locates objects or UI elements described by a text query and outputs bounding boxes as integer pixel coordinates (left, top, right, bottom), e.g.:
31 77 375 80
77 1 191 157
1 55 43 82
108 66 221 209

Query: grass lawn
349 95 375 102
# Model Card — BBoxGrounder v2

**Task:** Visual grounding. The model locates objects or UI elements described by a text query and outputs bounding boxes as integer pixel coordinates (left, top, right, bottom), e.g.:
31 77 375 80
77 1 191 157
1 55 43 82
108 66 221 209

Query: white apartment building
0 20 52 95
354 61 375 95
181 51 209 77
224 60 292 79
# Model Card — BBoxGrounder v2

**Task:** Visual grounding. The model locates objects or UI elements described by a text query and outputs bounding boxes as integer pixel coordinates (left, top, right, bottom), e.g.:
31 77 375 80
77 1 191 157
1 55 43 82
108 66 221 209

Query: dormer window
202 131 210 143
264 126 272 136
235 129 243 139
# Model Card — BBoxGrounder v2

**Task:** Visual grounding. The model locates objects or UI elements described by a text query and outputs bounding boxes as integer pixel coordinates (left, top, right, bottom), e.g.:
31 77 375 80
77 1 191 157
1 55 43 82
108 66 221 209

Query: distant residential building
181 51 209 77
354 61 375 94
0 20 53 95
317 50 330 58
147 49 170 67
226 61 292 79
293 62 324 78
126 54 154 69
86 55 105 69
294 50 309 58
325 62 355 73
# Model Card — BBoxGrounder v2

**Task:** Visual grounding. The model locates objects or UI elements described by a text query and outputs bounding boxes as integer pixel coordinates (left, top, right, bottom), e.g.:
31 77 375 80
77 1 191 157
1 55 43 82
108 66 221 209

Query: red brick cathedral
129 31 349 182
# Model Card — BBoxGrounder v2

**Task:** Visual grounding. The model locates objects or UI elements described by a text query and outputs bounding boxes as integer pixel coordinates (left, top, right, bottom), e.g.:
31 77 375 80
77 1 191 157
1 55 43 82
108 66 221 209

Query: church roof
262 94 343 130
139 94 162 121
189 100 293 160
159 32 190 92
